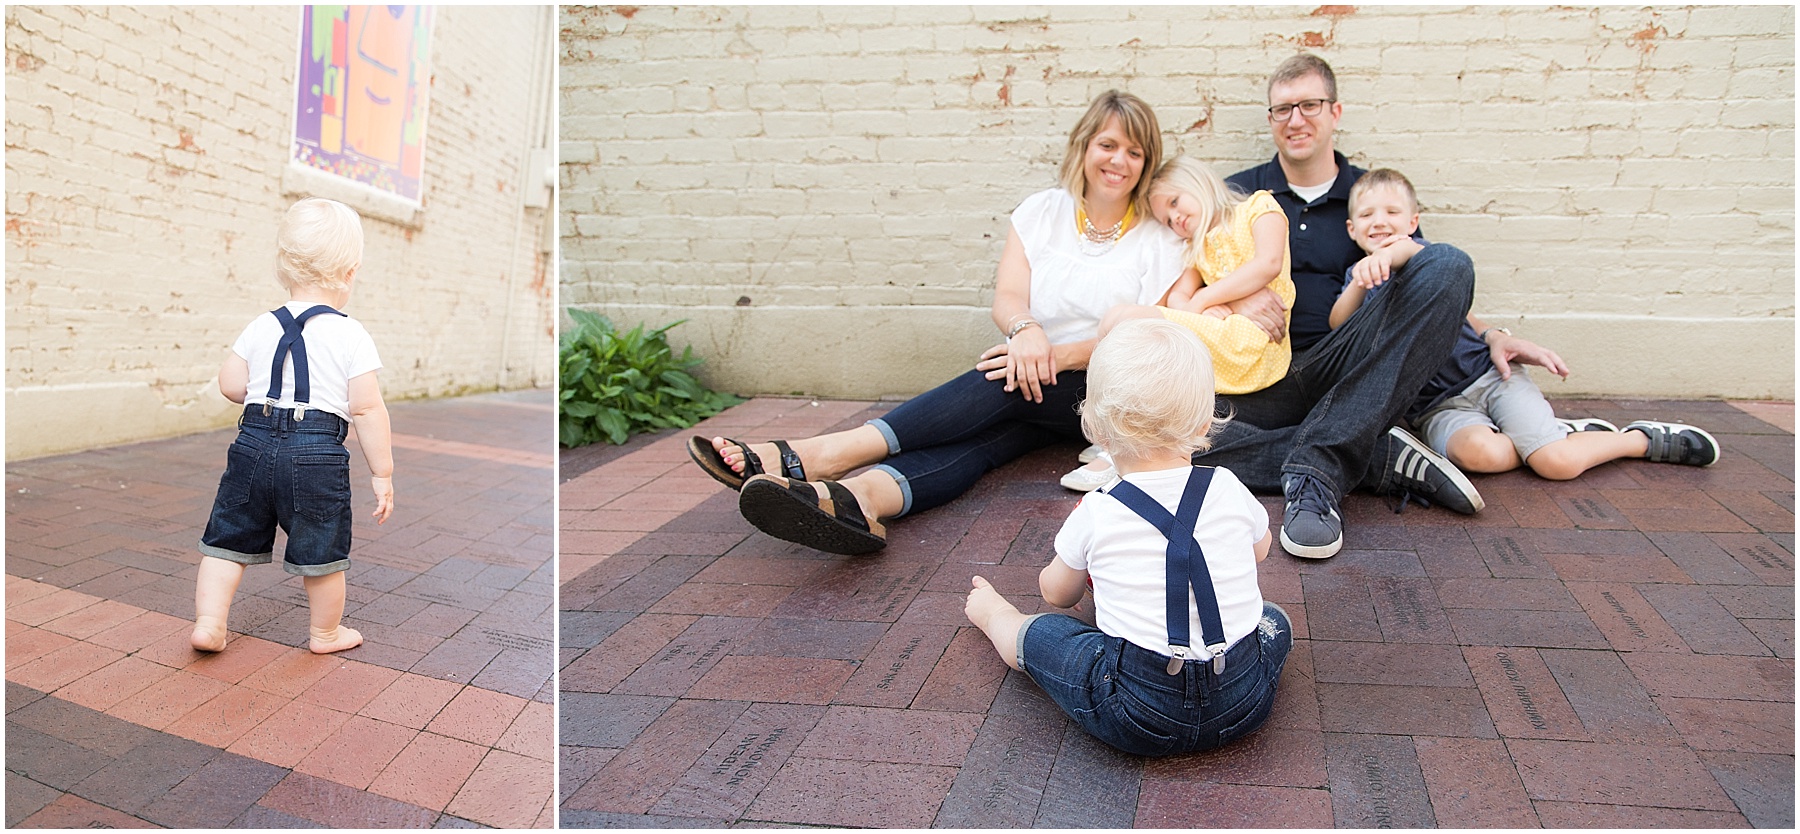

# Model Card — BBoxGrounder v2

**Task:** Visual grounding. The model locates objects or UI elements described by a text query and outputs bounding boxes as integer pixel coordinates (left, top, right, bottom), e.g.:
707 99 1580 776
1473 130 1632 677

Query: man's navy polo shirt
1226 151 1365 353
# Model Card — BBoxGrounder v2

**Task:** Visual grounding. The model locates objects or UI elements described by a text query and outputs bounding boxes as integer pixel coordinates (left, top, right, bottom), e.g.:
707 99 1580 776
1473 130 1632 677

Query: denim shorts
1018 601 1292 757
199 405 354 576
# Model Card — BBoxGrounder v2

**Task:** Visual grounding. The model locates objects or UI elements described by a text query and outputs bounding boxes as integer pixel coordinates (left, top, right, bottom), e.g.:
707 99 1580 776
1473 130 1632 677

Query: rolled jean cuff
284 558 351 577
1015 613 1048 669
866 418 902 455
871 463 913 517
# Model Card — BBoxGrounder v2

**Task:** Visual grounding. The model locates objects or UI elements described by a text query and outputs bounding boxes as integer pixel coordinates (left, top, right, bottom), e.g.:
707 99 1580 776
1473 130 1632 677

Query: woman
688 90 1187 555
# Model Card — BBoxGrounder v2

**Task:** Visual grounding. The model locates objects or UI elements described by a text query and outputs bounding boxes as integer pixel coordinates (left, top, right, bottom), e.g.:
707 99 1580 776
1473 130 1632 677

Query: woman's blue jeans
867 368 1088 516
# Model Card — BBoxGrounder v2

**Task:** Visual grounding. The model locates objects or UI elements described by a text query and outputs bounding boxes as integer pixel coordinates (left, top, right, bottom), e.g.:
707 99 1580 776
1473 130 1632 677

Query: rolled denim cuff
1015 613 1048 672
866 418 902 456
871 463 913 517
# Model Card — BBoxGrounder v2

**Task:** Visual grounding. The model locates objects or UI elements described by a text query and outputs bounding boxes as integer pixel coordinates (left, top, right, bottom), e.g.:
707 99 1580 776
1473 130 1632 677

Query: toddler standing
193 197 394 654
965 318 1290 756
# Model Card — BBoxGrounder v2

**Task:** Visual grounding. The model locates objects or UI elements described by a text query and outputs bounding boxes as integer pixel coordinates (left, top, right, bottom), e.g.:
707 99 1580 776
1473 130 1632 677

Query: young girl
1061 156 1294 491
965 318 1290 756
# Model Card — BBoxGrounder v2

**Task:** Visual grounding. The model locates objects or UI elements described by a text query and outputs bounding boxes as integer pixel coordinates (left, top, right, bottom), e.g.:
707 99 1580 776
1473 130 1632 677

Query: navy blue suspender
1098 467 1229 675
265 305 345 419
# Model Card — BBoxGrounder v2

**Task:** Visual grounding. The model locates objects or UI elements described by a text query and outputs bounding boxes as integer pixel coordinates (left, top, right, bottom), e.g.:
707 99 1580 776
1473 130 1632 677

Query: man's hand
1227 287 1287 343
1488 332 1571 380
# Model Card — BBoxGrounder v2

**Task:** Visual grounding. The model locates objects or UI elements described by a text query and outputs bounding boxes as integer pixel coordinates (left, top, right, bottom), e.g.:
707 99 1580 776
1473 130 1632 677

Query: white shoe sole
1077 444 1104 464
1280 526 1342 559
1060 466 1117 492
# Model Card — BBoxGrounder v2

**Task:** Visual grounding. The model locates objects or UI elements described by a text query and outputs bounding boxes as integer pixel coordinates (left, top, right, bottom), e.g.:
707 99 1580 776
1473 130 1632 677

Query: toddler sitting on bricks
1329 168 1721 484
964 318 1291 756
192 197 394 654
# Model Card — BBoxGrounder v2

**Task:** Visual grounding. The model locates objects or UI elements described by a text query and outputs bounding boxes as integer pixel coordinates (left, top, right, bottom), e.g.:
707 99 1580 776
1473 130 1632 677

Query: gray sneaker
1555 417 1619 433
1280 474 1343 559
1383 426 1484 515
1624 420 1720 466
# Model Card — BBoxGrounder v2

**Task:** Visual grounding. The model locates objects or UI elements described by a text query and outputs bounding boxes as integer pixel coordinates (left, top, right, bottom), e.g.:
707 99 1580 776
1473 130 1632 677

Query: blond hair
1057 90 1163 217
1149 156 1247 261
275 198 364 292
1348 168 1419 214
1080 319 1227 460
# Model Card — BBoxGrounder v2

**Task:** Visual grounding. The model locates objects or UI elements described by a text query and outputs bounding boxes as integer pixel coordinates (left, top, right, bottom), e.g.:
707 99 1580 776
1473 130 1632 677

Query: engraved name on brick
1490 536 1530 566
875 634 925 690
711 726 787 786
980 735 1025 810
1494 651 1549 731
1598 590 1650 639
1362 753 1393 828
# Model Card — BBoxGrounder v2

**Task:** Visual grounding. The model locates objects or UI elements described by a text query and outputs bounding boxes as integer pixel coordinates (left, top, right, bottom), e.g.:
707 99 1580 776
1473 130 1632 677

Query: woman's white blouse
1011 188 1187 345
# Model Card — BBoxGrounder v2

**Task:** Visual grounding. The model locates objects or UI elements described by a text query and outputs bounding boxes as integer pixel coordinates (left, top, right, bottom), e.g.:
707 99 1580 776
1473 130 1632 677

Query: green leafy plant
559 308 743 447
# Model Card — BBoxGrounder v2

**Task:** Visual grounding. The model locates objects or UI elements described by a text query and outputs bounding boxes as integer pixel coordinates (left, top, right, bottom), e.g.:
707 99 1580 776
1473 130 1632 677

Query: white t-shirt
1055 465 1269 658
1011 188 1187 345
233 301 382 421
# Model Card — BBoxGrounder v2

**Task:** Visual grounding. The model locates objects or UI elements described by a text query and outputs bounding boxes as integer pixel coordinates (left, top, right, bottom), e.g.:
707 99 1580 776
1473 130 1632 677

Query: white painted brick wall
6 6 557 459
561 4 1793 401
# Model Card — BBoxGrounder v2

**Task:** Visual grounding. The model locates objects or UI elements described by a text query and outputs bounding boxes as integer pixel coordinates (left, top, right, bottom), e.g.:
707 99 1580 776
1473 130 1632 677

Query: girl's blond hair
275 198 364 292
1080 318 1228 460
1149 156 1247 262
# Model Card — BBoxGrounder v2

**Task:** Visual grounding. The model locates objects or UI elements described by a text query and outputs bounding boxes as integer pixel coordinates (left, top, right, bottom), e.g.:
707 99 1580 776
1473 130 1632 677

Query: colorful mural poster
293 5 434 202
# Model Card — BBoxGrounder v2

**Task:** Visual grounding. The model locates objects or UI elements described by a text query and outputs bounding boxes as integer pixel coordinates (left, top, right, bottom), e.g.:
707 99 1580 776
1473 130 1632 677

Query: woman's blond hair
1080 318 1227 460
275 198 364 292
1058 90 1163 217
1149 156 1247 263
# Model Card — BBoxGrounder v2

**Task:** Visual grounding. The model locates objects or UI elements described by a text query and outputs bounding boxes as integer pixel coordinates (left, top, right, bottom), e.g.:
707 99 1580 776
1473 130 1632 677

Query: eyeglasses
1267 99 1335 121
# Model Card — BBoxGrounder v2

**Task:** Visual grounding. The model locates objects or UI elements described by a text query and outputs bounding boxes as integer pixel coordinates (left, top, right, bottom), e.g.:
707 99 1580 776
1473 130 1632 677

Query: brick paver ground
559 396 1794 828
7 389 556 828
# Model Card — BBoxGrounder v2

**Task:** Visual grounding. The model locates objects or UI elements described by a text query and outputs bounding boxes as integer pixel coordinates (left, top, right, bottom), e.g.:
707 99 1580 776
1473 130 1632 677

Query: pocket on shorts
292 450 351 523
1098 686 1181 757
212 442 261 510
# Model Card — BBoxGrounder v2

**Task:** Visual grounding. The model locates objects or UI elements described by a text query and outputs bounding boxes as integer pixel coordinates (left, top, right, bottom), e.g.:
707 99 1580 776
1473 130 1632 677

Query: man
1201 53 1566 559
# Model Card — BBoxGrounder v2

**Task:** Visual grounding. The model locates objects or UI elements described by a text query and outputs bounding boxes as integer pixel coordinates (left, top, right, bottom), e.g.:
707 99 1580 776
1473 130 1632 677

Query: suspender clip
261 402 272 416
1166 646 1188 676
294 405 305 421
1208 642 1229 675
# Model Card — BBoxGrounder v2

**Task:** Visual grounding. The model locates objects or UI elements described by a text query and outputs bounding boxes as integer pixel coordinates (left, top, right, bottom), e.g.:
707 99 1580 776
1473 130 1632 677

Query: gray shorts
1415 365 1568 461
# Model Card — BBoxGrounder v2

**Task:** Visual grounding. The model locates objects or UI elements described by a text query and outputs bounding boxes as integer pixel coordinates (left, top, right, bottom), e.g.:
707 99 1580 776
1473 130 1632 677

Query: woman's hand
976 327 1058 402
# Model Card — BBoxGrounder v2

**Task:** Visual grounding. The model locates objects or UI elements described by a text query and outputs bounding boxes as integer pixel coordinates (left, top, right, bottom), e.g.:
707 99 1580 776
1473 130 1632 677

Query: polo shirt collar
1249 150 1357 204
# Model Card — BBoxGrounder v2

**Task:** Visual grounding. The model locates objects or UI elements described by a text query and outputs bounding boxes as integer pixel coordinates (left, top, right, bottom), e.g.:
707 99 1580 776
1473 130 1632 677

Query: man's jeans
868 368 1088 516
1195 243 1477 499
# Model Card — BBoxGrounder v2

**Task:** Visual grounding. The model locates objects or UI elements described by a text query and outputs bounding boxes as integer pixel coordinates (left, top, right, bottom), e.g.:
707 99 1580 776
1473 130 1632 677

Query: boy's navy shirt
1226 151 1365 353
1350 235 1490 421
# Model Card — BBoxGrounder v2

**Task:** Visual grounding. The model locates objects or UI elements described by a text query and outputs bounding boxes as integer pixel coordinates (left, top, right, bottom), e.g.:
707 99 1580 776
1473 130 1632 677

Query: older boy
193 198 394 654
1332 169 1720 481
1201 53 1571 559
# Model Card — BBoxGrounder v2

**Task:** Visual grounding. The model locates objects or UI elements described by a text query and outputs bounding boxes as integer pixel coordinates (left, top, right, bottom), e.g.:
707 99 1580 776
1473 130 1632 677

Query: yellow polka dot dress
1159 190 1294 395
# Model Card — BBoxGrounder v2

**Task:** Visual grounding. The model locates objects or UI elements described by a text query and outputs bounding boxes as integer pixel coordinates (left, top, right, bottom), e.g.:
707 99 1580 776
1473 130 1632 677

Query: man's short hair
275 198 364 292
1348 168 1419 214
1267 52 1338 101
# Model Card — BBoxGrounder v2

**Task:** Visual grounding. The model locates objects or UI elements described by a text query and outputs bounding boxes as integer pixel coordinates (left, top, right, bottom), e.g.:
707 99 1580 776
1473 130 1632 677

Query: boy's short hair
1059 89 1164 217
1348 168 1419 214
1268 52 1337 101
1080 319 1228 460
276 198 364 292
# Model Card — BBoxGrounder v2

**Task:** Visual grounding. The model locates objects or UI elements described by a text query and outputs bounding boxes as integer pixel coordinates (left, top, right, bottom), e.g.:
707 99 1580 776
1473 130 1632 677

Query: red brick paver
560 396 1794 828
6 390 554 828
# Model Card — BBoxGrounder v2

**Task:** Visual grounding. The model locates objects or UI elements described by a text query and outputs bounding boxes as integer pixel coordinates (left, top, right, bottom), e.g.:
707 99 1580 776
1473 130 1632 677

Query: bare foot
712 437 783 478
309 626 364 654
190 618 229 652
965 576 1027 671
